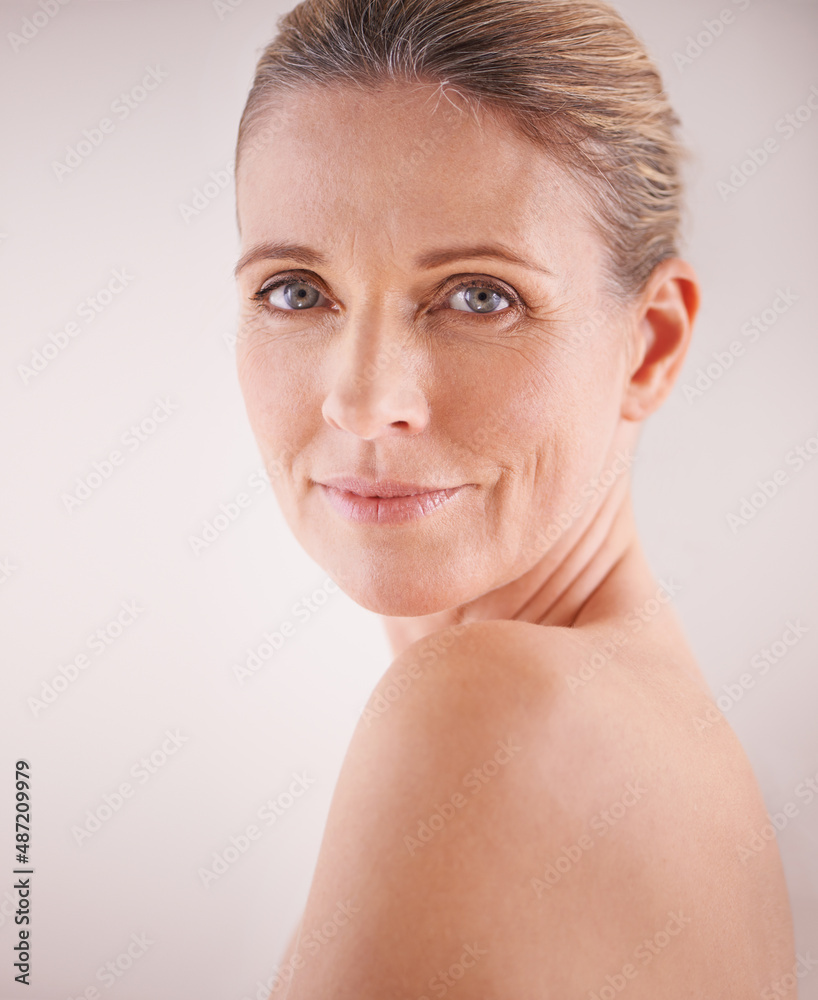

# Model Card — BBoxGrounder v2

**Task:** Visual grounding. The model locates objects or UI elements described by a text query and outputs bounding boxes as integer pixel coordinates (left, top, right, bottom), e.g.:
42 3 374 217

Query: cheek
445 334 608 463
471 333 625 504
235 336 316 459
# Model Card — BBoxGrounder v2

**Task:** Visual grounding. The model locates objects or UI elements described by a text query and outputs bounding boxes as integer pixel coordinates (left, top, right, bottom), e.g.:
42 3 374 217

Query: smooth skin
234 80 796 997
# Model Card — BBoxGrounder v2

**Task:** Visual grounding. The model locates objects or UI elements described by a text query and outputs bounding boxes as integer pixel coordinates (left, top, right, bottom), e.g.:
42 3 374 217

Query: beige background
0 0 816 996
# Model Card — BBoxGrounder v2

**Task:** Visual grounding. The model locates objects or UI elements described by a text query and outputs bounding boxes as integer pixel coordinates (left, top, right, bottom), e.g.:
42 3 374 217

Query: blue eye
447 282 513 314
252 275 520 317
256 278 329 311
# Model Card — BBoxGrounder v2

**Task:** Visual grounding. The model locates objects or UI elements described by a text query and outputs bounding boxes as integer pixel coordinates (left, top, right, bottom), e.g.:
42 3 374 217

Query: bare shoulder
280 620 796 999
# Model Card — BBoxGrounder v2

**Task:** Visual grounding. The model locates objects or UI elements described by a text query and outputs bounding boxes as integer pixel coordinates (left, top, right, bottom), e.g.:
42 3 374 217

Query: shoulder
362 618 582 728
360 617 715 786
354 619 773 883
284 620 790 997
356 620 596 798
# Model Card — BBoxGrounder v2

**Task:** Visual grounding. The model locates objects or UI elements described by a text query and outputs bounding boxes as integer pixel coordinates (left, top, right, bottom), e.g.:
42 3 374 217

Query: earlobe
621 259 701 422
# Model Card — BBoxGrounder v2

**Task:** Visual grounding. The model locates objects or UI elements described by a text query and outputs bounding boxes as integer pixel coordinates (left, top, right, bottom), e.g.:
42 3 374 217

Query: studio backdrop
0 0 816 997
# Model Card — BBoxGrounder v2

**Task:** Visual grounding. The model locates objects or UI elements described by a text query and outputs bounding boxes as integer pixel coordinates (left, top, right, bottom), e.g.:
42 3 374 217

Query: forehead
236 81 600 272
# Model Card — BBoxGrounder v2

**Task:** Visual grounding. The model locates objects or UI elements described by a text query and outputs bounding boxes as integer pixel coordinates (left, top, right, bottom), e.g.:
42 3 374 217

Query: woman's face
234 81 639 617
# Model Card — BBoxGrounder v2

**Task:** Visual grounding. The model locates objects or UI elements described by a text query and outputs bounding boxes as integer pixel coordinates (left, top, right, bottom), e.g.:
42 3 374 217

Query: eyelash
251 272 522 318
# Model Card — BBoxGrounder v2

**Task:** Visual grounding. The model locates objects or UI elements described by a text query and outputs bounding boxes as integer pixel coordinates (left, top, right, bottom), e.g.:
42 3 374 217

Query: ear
621 259 701 422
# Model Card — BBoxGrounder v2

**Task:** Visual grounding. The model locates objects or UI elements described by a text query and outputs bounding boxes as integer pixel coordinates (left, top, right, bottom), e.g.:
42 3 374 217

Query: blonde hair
236 0 687 301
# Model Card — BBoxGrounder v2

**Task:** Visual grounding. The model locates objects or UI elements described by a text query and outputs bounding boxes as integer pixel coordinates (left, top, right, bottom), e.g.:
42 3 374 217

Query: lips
315 476 468 524
317 476 459 498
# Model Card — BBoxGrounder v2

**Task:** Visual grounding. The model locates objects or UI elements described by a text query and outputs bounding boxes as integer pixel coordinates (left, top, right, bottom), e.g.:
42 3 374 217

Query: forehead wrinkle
236 88 605 302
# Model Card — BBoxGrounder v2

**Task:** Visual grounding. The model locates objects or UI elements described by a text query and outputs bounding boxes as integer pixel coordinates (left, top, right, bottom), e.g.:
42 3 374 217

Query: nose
321 323 430 439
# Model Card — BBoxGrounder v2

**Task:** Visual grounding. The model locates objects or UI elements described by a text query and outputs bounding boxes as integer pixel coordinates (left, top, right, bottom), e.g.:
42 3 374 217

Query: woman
232 0 797 995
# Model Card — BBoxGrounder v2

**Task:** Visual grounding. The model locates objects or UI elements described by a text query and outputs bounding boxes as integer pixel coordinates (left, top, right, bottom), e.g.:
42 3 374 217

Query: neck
379 476 663 660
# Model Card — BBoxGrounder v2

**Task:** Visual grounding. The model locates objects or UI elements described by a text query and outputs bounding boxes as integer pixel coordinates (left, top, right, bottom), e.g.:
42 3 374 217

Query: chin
322 553 484 618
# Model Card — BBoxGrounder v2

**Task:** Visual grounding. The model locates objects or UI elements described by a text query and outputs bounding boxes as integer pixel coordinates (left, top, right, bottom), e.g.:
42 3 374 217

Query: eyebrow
414 243 555 276
234 240 555 278
234 241 328 277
